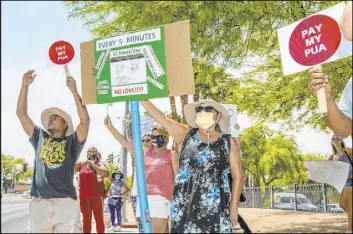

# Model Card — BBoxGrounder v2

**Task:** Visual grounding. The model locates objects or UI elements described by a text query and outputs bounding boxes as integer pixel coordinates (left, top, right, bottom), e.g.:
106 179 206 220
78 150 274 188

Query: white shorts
28 197 81 233
136 195 170 219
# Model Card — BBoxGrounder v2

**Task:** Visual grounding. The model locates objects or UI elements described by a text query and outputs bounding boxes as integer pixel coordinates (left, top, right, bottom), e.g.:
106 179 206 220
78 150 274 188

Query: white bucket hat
41 107 74 137
184 100 230 133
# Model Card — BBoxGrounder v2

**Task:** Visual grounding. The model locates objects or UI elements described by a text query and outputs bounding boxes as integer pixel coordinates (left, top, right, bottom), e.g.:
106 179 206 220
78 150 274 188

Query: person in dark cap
108 170 130 232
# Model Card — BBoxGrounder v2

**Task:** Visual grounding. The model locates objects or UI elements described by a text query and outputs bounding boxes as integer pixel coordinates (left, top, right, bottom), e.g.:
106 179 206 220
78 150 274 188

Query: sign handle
130 101 152 233
64 64 71 77
314 64 328 118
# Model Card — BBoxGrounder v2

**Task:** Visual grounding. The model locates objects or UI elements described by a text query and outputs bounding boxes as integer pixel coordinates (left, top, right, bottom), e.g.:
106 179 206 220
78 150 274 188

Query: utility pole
121 101 129 224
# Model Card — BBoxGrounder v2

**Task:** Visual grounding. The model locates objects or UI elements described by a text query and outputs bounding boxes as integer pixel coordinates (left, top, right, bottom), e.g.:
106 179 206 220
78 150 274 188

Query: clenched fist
22 70 36 87
104 115 113 129
66 76 78 94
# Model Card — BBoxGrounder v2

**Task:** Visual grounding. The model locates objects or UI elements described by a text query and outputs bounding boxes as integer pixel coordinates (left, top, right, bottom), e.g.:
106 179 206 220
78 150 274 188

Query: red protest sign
289 14 341 66
48 41 75 65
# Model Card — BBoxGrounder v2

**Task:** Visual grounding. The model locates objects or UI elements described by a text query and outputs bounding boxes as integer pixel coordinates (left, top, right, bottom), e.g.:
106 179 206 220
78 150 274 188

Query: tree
65 1 351 131
1 154 31 193
18 167 34 182
240 124 313 187
105 153 114 164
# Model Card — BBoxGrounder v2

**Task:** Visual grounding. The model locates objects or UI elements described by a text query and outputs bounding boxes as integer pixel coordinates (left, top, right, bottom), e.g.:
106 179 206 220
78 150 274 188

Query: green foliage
103 163 119 192
193 60 239 102
230 56 352 131
1 154 32 191
18 167 34 181
240 124 326 187
125 176 132 189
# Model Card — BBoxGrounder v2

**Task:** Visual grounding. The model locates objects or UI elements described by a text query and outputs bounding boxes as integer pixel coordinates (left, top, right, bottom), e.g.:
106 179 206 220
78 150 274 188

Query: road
1 195 30 233
1 194 138 233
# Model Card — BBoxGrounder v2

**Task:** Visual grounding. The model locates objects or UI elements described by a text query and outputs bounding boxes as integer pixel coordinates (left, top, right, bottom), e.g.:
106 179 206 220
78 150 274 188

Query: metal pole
121 101 129 223
130 101 152 233
251 175 255 208
270 185 273 209
322 183 327 213
294 184 298 211
11 170 16 193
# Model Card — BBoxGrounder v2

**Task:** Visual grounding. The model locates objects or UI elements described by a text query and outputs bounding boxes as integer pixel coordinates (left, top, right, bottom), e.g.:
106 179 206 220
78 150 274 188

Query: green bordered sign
94 26 168 103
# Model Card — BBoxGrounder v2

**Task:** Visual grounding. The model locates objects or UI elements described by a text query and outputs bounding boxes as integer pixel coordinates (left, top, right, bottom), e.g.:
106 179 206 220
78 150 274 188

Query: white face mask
195 111 216 130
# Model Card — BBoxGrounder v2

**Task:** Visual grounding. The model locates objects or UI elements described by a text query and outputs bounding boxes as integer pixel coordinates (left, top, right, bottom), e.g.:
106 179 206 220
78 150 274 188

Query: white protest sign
304 160 350 193
140 116 158 136
277 2 352 75
222 104 238 137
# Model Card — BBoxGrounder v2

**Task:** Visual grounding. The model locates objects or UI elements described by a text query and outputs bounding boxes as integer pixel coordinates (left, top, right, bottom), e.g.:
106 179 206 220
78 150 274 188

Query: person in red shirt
75 147 109 233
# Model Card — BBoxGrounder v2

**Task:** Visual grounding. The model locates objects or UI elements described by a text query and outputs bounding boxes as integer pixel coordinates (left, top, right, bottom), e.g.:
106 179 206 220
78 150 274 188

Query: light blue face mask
114 175 121 179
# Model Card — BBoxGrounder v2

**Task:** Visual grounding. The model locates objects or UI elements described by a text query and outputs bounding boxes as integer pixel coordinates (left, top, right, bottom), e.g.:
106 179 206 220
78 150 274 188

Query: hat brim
41 107 74 137
112 171 124 179
184 100 230 133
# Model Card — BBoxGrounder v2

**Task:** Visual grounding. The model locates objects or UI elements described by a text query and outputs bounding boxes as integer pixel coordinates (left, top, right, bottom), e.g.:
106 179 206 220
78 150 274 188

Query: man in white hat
16 70 90 233
140 99 243 233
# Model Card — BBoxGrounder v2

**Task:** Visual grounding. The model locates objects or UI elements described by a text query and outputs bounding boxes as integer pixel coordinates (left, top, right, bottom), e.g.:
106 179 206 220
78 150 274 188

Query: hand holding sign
22 70 37 87
66 76 78 94
308 65 331 116
308 66 332 101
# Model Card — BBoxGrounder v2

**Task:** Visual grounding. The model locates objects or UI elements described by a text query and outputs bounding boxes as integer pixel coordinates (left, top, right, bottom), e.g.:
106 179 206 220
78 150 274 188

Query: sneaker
113 226 121 232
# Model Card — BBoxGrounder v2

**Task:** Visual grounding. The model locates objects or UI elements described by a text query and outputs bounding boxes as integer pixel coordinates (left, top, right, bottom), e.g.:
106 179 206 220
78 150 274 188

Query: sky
1 1 351 174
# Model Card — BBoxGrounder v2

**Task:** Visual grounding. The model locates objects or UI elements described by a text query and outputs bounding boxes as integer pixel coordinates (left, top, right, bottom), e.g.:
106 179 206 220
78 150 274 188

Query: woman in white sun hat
140 99 243 233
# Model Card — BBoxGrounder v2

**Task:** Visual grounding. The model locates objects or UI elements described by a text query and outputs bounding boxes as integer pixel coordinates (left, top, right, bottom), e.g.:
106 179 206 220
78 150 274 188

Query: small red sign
289 14 341 66
48 41 75 65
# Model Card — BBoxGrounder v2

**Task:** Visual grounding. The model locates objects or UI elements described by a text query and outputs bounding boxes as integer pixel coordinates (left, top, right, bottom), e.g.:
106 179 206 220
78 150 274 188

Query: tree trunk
168 96 178 120
193 93 200 102
180 95 189 121
169 96 180 152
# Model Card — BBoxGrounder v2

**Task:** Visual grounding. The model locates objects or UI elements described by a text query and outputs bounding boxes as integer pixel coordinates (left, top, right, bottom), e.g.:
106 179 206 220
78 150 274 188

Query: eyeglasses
151 135 163 140
142 139 151 143
195 106 217 113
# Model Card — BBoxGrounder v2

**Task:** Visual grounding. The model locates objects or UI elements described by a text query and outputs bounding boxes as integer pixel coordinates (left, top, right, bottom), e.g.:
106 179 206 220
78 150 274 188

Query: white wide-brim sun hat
41 107 74 137
184 100 230 133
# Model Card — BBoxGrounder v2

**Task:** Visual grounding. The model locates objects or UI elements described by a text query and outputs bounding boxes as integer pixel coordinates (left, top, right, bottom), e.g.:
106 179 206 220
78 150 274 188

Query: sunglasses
332 137 342 141
142 139 151 143
151 135 163 140
195 106 217 113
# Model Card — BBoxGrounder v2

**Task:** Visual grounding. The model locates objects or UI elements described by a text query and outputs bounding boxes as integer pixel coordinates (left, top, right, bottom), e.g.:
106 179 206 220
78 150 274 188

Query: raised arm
104 115 134 155
229 137 243 227
308 69 352 138
66 76 90 144
87 161 109 178
16 70 36 137
140 100 190 144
